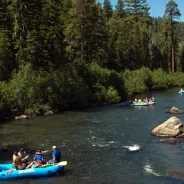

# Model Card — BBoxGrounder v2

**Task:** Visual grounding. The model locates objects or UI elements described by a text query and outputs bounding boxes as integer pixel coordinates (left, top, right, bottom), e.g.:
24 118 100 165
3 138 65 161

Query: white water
123 144 141 151
144 164 160 176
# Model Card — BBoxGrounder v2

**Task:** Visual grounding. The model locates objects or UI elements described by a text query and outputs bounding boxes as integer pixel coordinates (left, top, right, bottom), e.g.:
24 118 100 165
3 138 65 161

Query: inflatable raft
131 102 149 106
179 90 184 94
0 161 67 179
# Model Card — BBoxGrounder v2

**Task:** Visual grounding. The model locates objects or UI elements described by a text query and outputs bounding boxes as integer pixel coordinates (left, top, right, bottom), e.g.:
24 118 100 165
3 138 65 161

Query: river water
1 88 184 184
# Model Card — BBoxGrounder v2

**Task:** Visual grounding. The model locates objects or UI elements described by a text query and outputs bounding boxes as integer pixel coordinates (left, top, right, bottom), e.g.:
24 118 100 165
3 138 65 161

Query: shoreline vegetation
0 0 184 119
0 66 184 119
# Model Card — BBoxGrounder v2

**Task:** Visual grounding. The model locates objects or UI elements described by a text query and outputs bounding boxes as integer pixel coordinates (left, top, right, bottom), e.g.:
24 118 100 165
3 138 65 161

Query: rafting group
125 96 155 106
178 88 184 93
12 146 61 170
0 146 67 179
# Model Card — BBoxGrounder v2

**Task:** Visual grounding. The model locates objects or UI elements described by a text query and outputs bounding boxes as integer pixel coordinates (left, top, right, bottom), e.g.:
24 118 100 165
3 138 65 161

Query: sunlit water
1 88 184 183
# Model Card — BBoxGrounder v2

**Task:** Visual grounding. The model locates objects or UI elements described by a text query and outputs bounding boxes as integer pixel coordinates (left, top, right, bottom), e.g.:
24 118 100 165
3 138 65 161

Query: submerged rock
15 114 28 120
159 138 177 144
176 133 184 138
44 110 54 116
166 171 184 179
169 106 182 114
151 117 183 137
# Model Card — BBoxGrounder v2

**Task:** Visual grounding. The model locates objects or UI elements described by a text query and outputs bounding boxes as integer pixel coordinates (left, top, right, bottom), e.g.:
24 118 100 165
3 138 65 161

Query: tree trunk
172 45 174 73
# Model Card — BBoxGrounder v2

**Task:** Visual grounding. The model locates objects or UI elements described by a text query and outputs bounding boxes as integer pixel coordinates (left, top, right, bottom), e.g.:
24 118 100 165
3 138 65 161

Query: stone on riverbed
169 106 182 114
166 171 184 179
159 138 177 144
151 117 183 137
44 110 54 116
15 114 28 120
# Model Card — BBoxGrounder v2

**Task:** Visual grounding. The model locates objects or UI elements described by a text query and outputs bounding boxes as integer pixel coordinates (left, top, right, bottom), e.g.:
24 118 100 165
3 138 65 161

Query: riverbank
0 66 184 119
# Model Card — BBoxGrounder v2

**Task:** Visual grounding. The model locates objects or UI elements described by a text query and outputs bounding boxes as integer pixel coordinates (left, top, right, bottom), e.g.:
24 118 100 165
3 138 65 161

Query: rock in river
169 106 182 114
151 117 183 137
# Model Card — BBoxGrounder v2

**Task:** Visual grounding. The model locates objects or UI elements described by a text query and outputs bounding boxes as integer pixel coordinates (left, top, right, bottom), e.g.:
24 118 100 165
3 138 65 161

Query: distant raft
0 161 67 180
179 90 184 94
131 102 149 106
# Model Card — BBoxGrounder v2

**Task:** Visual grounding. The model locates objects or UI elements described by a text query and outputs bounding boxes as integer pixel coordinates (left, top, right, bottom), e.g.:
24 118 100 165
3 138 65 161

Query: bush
0 63 48 115
122 67 152 97
94 83 120 104
151 69 172 89
81 64 123 104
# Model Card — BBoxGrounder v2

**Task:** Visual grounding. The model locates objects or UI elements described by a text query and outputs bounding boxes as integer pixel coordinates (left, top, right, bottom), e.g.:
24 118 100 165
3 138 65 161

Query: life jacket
35 152 44 163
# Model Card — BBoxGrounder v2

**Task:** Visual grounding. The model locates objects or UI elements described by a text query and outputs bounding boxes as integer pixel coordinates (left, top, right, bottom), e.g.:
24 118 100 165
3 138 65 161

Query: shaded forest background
0 0 184 115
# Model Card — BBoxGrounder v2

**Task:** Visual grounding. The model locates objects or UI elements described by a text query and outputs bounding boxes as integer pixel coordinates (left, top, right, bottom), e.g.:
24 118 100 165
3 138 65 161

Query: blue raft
0 163 65 179
131 102 149 106
179 90 184 94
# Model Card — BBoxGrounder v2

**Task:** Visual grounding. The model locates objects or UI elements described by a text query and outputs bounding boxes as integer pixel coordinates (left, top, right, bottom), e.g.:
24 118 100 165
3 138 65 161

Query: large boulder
151 117 183 137
169 106 182 114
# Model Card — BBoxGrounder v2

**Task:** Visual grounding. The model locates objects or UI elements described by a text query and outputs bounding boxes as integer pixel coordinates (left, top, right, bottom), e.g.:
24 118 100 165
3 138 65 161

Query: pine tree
164 0 181 72
124 0 150 17
115 0 125 18
122 0 150 69
0 0 15 80
64 0 107 65
103 0 112 21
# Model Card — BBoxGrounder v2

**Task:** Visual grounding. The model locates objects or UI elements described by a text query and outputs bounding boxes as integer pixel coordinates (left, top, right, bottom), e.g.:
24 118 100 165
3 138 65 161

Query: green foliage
115 0 125 18
0 63 47 115
122 67 152 97
1 0 184 115
46 68 90 109
164 0 181 21
80 63 123 104
94 84 120 104
103 0 113 20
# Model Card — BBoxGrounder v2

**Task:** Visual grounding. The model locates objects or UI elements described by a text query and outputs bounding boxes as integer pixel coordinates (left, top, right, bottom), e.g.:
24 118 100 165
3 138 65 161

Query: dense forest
0 0 184 116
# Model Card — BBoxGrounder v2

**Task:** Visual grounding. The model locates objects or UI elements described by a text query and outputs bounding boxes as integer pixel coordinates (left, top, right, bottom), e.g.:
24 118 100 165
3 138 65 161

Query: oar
56 161 67 166
6 168 15 175
41 161 67 167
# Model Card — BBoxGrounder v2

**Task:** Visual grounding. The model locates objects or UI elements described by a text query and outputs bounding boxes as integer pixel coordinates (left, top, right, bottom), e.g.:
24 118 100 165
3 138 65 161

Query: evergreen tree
103 0 112 21
115 0 125 18
164 0 181 72
64 0 107 65
122 0 150 69
0 0 15 80
124 0 150 18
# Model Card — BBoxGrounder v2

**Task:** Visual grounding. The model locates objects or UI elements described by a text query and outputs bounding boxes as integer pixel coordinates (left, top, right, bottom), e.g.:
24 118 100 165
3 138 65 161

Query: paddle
6 168 15 175
57 161 67 166
41 161 67 168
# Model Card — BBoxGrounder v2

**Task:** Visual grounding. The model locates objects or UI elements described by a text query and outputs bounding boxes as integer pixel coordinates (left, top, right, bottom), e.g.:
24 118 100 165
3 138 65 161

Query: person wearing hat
47 146 61 164
26 149 44 168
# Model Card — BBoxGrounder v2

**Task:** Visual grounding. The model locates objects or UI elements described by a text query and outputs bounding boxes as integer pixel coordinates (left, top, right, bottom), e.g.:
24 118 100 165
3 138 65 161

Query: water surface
1 88 184 184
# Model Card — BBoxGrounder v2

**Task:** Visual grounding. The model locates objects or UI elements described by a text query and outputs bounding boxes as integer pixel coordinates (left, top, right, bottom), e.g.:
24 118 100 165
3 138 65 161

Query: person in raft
179 88 183 93
47 146 61 164
26 149 45 168
13 151 26 170
18 148 29 165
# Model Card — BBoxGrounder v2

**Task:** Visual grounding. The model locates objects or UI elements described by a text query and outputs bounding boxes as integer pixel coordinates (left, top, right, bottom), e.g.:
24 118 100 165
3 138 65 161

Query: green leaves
164 0 181 21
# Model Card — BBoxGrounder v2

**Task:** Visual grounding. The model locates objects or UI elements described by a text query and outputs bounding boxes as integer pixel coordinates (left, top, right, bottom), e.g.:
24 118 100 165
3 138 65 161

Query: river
1 88 184 184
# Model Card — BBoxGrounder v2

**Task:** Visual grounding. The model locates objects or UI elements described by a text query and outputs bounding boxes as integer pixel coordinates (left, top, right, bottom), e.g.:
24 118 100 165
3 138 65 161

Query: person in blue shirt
26 149 44 168
47 146 61 164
